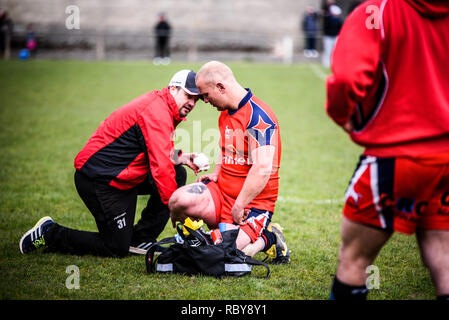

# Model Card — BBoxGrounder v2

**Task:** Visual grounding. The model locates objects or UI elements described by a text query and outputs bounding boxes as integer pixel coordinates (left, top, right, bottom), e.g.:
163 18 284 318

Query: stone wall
1 0 351 52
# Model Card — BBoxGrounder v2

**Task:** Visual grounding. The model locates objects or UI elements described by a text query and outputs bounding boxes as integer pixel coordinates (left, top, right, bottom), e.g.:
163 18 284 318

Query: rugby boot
263 223 290 264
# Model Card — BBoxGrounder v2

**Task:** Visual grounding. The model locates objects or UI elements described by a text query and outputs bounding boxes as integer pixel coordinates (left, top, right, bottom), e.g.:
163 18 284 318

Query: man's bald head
196 61 248 111
196 61 236 86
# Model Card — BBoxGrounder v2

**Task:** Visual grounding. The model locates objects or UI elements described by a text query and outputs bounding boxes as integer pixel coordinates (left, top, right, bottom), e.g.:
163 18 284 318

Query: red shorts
343 152 449 234
204 181 272 242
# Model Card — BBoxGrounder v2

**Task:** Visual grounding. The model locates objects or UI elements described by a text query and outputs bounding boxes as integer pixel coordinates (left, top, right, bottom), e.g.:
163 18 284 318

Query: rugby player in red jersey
326 0 449 300
169 61 289 263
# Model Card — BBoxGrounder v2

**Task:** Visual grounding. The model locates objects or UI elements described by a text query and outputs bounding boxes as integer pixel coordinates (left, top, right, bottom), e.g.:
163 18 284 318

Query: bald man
169 61 290 263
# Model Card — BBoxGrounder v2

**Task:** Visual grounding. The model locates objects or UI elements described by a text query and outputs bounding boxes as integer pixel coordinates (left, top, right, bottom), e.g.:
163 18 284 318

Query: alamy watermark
65 5 80 30
365 5 381 30
366 265 380 290
174 120 280 174
174 120 221 162
65 265 80 289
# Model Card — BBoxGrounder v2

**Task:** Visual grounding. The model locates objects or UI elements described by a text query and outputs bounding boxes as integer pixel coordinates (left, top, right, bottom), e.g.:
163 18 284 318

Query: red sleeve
325 1 382 126
138 101 177 205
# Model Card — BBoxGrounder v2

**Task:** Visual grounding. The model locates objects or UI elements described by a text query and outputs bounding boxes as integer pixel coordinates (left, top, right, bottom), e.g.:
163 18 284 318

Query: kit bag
145 225 271 278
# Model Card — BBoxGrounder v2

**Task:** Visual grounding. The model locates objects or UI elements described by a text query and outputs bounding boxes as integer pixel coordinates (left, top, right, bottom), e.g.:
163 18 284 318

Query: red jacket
74 87 184 205
326 0 449 157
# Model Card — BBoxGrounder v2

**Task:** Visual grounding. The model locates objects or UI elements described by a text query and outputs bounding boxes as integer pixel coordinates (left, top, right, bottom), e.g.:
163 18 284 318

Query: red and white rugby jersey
217 89 281 211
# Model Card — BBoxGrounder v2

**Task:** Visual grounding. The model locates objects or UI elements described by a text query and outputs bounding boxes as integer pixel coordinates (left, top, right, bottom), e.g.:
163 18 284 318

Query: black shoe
263 223 290 264
19 216 55 254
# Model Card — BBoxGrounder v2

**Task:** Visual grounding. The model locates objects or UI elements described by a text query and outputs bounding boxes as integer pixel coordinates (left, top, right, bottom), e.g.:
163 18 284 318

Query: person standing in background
153 13 172 66
302 6 319 58
25 24 37 58
0 10 13 59
322 3 342 68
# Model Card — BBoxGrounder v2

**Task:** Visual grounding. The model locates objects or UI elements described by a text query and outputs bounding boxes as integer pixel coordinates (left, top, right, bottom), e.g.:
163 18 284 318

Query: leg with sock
330 276 369 300
331 217 391 300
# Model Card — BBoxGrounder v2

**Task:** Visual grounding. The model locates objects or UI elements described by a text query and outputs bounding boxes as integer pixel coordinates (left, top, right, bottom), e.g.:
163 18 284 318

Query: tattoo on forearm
187 184 207 194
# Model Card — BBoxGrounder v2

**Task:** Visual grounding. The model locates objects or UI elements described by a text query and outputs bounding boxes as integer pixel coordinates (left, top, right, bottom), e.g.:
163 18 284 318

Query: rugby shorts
204 180 273 242
343 152 449 234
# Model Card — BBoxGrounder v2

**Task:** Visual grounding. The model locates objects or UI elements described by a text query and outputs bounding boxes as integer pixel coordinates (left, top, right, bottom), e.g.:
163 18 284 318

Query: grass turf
0 59 434 299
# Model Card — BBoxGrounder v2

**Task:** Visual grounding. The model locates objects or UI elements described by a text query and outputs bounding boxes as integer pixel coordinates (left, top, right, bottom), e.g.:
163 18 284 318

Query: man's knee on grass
104 239 131 258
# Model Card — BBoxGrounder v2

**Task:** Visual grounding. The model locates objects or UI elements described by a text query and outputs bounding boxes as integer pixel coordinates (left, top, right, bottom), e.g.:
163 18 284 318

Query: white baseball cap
169 70 200 95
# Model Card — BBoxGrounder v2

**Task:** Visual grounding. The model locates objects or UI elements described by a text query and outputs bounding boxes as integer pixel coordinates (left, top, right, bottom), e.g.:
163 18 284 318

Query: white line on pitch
309 63 328 81
277 196 343 205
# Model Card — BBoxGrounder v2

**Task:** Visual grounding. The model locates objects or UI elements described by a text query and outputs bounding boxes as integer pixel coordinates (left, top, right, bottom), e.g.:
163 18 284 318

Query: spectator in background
302 6 319 58
322 4 342 68
153 13 171 66
321 0 335 20
0 10 13 59
26 24 37 58
320 0 335 64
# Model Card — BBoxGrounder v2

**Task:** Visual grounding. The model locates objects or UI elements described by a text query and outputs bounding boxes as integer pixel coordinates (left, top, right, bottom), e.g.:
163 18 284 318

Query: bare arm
231 145 275 224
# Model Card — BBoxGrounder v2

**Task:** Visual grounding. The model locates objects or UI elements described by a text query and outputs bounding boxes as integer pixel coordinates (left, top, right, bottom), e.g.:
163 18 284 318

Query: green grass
0 60 434 300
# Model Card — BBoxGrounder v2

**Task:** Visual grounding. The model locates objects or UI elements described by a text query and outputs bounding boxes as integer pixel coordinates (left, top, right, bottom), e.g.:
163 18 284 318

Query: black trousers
155 37 170 58
45 166 186 257
305 36 317 50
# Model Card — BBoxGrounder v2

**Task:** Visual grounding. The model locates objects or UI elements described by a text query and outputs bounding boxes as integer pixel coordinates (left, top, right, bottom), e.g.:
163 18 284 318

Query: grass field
0 59 435 300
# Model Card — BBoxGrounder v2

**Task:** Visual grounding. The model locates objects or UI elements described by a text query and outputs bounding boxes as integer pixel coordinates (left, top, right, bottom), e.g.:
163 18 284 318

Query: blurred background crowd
0 0 365 66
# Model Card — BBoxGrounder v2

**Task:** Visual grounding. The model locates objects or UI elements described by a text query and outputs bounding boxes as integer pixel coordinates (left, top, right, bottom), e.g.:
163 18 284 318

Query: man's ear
216 82 226 93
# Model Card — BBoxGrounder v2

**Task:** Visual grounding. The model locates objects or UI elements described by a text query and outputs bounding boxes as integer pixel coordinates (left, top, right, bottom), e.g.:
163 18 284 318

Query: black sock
437 294 449 301
261 229 276 251
330 276 369 300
